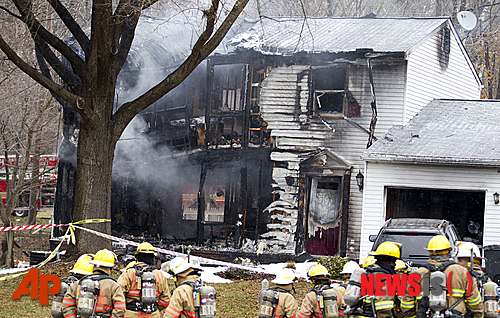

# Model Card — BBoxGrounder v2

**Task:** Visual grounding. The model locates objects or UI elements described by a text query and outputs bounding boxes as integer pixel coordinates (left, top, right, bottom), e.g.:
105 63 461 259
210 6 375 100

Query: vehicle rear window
373 233 437 260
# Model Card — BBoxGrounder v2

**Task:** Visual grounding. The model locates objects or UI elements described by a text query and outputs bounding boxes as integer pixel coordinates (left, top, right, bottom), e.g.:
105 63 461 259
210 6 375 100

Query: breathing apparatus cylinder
51 281 70 318
77 278 99 318
483 282 499 318
428 271 447 313
141 271 157 313
258 289 279 318
344 268 366 307
197 285 216 318
258 279 269 306
322 288 339 318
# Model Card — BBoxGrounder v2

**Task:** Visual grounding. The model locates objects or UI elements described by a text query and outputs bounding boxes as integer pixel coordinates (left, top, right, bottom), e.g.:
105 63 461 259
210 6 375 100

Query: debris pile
215 267 274 281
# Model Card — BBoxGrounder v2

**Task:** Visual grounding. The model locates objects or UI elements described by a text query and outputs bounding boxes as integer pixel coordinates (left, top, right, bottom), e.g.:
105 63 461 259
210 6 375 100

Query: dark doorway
305 176 342 255
386 188 485 245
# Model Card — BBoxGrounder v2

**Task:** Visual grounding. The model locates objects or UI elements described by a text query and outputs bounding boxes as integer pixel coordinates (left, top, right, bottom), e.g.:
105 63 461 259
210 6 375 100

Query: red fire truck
0 155 57 217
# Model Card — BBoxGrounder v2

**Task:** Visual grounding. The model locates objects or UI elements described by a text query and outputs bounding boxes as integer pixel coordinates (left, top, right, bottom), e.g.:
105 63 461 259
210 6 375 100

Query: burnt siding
259 62 408 257
321 61 406 258
259 66 310 250
405 23 481 122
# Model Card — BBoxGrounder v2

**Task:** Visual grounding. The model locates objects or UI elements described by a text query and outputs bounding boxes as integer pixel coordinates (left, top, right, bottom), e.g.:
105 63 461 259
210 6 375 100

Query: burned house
55 16 481 258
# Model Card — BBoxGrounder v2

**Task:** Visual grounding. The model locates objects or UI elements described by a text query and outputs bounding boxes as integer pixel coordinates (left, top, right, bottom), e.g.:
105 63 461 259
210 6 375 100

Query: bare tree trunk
6 231 13 268
327 0 334 16
435 0 442 16
28 152 40 224
69 81 116 253
486 43 493 98
70 118 115 253
0 233 7 266
494 66 500 99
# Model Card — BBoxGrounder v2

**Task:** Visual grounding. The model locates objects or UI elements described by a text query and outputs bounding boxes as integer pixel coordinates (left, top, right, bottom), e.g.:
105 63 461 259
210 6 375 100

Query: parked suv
369 218 461 268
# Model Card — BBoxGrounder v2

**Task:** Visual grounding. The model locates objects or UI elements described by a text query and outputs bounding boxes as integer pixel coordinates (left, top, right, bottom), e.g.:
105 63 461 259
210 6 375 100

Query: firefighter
358 241 401 318
268 268 300 318
456 241 492 318
341 261 360 284
456 241 491 283
162 256 204 318
69 253 95 279
400 235 484 318
52 254 94 318
336 261 361 295
62 249 126 318
121 261 137 273
297 263 345 318
118 242 170 318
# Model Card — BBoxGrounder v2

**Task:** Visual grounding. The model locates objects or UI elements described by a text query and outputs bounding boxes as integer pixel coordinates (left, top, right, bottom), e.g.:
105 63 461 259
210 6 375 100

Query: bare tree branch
112 0 250 137
114 15 140 76
0 33 84 111
11 0 86 74
35 46 67 106
32 34 82 93
46 0 90 58
0 5 21 19
112 0 159 75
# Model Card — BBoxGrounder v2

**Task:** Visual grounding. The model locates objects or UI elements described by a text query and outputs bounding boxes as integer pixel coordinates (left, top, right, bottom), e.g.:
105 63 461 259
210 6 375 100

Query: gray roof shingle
229 17 447 55
363 99 500 166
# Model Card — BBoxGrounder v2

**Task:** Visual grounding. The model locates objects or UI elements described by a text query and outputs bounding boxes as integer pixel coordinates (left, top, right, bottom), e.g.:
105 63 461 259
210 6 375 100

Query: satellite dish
457 11 477 31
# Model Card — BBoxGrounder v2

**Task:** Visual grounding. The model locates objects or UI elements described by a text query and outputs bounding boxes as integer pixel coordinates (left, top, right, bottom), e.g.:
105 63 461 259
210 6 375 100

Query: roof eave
363 154 500 167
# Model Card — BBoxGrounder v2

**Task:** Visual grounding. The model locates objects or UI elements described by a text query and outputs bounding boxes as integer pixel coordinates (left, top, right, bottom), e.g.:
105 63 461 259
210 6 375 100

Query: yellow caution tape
0 218 110 281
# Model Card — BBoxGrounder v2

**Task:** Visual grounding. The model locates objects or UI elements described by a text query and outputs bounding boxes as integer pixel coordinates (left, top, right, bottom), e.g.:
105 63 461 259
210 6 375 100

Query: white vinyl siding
322 62 406 257
359 161 499 263
405 24 481 122
259 21 482 259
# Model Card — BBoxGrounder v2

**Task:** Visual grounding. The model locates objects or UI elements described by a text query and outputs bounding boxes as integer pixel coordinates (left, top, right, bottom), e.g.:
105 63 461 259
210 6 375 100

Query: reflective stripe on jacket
297 286 344 318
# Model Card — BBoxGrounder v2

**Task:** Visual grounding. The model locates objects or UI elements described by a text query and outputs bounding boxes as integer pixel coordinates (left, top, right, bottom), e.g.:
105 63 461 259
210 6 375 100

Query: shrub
318 255 349 281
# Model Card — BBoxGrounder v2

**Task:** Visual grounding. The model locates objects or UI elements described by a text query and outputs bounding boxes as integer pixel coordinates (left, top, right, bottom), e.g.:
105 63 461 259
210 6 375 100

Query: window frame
312 65 349 118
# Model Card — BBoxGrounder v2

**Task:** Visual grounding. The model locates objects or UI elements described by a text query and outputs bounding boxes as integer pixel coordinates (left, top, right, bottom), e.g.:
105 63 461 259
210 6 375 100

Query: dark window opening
212 64 246 113
316 92 344 113
313 66 347 116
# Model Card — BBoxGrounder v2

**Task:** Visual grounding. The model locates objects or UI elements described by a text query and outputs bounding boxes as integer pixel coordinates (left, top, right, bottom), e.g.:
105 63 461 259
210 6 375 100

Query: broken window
314 66 347 116
212 64 246 112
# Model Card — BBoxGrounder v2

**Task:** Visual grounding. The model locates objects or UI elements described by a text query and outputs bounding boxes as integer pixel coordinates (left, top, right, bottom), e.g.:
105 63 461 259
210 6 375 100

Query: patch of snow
200 266 233 284
0 267 31 276
160 265 233 284
258 262 318 279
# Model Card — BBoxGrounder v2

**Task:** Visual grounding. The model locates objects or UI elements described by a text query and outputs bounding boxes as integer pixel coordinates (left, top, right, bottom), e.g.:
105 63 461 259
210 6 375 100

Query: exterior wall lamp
494 192 500 205
356 170 364 191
